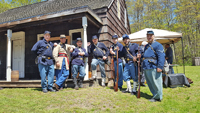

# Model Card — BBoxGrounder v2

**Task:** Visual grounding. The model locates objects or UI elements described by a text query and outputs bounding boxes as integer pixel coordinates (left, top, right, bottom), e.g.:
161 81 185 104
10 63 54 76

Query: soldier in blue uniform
165 44 174 74
71 38 89 90
31 31 56 93
121 34 139 95
109 34 123 90
87 35 109 87
140 30 165 102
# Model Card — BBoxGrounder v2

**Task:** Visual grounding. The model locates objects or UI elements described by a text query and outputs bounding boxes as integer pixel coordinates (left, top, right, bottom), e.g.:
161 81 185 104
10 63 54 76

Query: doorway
11 32 25 78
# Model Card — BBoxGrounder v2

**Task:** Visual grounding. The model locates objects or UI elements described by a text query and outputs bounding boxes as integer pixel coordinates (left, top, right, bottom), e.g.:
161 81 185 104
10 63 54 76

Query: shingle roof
0 0 112 24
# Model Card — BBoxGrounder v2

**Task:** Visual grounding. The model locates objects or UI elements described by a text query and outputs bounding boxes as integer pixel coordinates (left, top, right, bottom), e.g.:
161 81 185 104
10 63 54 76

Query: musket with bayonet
114 47 119 92
137 46 141 98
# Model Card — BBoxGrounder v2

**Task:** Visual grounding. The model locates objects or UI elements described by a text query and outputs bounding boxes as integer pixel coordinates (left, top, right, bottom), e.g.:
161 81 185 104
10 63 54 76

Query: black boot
131 91 137 95
73 77 79 90
140 82 146 87
79 77 84 88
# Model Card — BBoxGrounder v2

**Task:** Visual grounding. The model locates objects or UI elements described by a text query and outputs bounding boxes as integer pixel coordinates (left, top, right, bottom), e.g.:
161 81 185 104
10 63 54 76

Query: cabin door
12 32 25 78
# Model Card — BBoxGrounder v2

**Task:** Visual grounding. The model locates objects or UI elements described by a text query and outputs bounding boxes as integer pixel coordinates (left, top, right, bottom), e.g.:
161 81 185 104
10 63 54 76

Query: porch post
82 17 89 80
6 29 12 81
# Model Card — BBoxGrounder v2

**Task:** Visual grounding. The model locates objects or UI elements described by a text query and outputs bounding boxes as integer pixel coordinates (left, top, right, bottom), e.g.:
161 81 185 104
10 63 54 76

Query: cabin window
37 34 70 44
37 34 44 41
117 0 121 19
72 32 81 46
69 28 84 47
124 8 128 28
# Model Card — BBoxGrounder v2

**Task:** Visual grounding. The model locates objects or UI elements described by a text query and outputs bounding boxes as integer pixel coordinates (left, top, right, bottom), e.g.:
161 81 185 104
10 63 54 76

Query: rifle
110 56 115 81
137 46 141 98
114 48 119 92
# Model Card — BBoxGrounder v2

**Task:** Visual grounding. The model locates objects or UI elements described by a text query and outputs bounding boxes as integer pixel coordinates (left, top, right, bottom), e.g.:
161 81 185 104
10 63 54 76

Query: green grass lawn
0 66 199 113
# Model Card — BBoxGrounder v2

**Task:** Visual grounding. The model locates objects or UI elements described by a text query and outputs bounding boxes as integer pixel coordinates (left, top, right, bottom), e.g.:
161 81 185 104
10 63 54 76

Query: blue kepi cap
76 37 82 42
112 34 118 39
147 30 154 35
44 31 51 35
92 35 98 40
122 34 129 40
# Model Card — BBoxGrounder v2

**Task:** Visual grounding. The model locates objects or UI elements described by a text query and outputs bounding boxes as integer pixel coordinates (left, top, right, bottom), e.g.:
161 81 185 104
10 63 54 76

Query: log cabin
0 0 130 87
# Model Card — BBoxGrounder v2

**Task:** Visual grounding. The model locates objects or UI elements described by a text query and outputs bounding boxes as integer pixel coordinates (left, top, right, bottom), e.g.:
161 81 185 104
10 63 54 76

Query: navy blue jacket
142 41 165 70
71 47 89 66
122 43 139 63
109 42 123 63
165 47 173 64
88 42 109 59
31 38 54 65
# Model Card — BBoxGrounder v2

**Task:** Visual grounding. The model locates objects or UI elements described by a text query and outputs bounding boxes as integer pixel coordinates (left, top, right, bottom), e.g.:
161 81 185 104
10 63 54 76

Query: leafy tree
0 0 44 13
126 0 200 65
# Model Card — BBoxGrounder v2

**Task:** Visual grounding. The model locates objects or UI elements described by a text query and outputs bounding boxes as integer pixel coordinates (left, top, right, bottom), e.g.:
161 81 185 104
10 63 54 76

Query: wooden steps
0 79 96 88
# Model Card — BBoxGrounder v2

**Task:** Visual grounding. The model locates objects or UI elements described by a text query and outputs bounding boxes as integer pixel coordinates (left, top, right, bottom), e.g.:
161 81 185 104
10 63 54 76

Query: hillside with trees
126 0 200 65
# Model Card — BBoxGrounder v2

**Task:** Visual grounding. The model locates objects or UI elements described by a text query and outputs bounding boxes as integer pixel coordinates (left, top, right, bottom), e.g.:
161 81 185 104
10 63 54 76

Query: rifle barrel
114 48 119 92
137 47 141 98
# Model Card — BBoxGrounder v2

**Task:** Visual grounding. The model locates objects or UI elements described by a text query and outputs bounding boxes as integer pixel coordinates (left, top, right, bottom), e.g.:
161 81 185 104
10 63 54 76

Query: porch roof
0 0 112 28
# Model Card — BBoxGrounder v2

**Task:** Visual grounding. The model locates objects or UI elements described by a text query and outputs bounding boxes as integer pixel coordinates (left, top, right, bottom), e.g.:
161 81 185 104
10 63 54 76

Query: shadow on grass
112 87 152 99
31 88 42 91
109 87 114 89
135 92 152 99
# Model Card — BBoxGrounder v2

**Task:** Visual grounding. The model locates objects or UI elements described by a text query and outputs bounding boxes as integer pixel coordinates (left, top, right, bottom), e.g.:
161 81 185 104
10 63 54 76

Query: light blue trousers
169 66 174 74
72 65 86 78
114 61 123 88
123 63 138 82
55 59 69 88
144 69 163 100
55 71 65 88
91 59 106 78
38 64 54 90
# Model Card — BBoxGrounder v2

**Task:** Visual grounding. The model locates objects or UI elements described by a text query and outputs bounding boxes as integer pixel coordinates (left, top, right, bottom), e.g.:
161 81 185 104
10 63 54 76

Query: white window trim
69 28 84 46
117 0 121 19
37 34 44 41
125 8 127 28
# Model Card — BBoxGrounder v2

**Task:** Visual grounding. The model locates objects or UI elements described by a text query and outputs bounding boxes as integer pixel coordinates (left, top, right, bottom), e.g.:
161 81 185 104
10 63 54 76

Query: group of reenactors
32 30 165 102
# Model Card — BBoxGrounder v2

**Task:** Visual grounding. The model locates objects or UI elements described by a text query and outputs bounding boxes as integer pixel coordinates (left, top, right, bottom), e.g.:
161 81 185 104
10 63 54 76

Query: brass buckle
48 57 50 59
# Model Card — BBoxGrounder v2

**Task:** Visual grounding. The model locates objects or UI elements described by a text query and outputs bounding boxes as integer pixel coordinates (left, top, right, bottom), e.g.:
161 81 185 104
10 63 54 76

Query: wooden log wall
93 0 131 80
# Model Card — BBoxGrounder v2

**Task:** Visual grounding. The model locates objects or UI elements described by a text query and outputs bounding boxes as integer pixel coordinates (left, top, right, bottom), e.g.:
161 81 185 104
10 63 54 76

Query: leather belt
94 57 103 60
93 57 104 61
97 58 103 60
75 57 83 60
143 57 157 60
41 56 52 60
125 58 133 62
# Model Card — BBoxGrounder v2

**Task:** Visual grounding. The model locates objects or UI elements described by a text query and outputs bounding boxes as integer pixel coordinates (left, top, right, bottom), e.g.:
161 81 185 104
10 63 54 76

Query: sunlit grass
0 66 199 113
